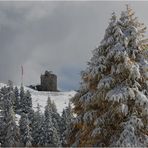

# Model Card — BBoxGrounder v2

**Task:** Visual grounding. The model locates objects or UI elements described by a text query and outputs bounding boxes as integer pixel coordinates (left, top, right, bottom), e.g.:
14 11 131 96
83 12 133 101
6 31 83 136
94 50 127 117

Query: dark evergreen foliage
0 84 73 147
19 113 32 146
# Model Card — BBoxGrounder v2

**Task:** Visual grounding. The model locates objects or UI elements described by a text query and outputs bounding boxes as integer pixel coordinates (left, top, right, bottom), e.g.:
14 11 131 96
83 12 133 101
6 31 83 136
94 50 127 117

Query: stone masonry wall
40 71 57 91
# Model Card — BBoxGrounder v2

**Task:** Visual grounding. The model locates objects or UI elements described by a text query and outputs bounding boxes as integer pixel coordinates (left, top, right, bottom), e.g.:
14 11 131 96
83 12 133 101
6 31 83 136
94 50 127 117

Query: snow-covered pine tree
32 104 44 146
1 88 20 147
61 102 74 146
68 5 148 147
7 80 14 92
0 115 4 146
19 113 32 147
4 107 20 147
50 100 63 143
20 89 32 114
25 90 32 109
14 86 20 112
44 97 61 140
3 84 16 112
19 86 25 112
63 102 74 126
0 87 8 145
39 97 61 147
51 100 58 113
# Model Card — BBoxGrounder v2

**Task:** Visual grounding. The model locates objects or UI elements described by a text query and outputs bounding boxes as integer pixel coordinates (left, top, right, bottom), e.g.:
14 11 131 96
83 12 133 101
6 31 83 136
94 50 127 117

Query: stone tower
40 71 57 91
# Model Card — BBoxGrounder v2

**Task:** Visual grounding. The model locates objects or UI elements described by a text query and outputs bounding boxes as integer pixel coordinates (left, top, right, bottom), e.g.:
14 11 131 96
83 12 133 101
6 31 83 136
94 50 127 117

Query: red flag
21 65 23 76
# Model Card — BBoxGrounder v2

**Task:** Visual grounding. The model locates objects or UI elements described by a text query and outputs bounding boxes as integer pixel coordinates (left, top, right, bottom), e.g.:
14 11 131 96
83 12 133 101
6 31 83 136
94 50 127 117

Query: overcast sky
0 1 147 90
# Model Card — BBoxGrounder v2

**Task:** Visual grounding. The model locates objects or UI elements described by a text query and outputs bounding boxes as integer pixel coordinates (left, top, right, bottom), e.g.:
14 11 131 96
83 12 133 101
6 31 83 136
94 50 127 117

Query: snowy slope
0 83 7 88
23 87 76 114
0 83 76 115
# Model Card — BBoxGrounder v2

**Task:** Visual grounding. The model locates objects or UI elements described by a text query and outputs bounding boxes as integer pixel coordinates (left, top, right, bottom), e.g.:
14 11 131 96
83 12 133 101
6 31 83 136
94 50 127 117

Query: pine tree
51 100 58 113
14 86 20 112
20 89 32 114
19 86 25 112
19 113 32 147
4 107 20 147
64 103 74 126
39 97 61 147
0 115 4 146
19 88 34 144
68 5 148 147
25 90 32 109
50 100 63 142
44 97 61 136
0 87 7 145
4 85 16 112
0 86 20 146
32 104 44 146
62 103 74 146
1 88 20 147
7 80 14 90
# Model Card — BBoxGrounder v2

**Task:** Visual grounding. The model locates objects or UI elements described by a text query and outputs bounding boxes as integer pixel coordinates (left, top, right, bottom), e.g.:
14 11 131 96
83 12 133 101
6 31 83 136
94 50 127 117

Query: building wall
40 71 57 91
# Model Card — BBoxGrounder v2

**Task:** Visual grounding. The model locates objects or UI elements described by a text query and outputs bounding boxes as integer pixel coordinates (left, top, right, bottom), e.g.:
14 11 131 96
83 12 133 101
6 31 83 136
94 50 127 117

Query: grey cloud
0 1 147 90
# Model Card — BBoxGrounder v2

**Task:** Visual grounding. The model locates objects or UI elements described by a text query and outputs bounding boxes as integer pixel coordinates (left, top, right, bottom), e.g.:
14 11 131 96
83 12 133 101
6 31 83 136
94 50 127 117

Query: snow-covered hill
24 87 76 114
0 83 76 115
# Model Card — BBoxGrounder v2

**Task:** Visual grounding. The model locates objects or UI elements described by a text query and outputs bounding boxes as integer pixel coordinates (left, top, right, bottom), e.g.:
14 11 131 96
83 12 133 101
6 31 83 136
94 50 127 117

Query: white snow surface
15 114 21 126
0 83 7 88
0 83 76 115
26 87 76 114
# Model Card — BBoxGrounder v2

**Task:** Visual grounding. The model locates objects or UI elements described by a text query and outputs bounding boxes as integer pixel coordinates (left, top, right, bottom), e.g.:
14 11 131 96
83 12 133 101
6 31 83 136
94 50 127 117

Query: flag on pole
21 65 23 76
21 65 24 86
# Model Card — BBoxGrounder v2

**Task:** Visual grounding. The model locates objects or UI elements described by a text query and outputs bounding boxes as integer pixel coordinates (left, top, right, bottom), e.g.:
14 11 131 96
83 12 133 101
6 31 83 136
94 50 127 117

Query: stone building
40 71 57 91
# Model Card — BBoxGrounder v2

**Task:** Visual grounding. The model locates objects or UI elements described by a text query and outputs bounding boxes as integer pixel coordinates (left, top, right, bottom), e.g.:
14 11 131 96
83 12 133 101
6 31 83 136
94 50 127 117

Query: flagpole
21 65 23 87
